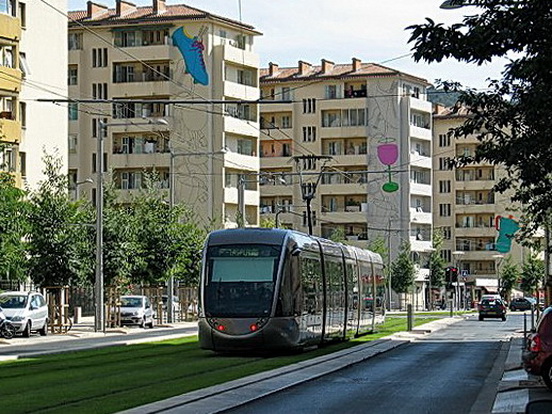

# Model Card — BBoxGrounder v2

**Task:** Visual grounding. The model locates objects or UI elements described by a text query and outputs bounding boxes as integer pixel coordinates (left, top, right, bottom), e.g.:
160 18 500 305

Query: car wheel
542 359 552 392
148 317 155 329
23 321 31 338
38 319 48 336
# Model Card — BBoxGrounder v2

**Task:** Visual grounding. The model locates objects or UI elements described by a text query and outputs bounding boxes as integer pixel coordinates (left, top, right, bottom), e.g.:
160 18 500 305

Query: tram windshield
204 244 281 317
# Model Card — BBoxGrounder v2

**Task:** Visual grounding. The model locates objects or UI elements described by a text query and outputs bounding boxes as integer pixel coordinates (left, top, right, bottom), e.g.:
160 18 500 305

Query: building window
439 180 451 193
439 133 451 147
439 204 451 217
281 87 291 101
439 157 453 171
68 65 78 85
92 48 108 67
18 1 25 27
19 151 26 176
68 102 78 121
19 102 26 128
302 126 316 142
0 0 16 17
68 33 82 50
303 98 316 114
325 85 340 99
443 226 452 240
19 52 30 76
441 249 452 262
68 134 78 153
92 83 108 100
281 115 291 129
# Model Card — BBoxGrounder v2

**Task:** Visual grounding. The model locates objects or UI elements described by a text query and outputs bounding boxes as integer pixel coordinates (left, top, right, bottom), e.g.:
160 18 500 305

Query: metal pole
238 174 245 227
95 121 105 332
407 304 413 331
167 148 175 323
306 198 313 235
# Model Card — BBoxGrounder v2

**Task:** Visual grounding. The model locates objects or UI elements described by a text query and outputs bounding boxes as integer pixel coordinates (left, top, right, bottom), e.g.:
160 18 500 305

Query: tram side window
276 255 296 317
359 261 374 311
300 256 322 314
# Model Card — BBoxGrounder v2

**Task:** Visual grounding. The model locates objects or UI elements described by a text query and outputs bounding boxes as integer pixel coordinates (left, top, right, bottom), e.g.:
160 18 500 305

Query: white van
0 291 49 337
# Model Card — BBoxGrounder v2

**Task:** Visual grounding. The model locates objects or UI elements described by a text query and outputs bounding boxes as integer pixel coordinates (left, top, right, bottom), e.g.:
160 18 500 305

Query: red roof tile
68 3 258 33
260 62 429 84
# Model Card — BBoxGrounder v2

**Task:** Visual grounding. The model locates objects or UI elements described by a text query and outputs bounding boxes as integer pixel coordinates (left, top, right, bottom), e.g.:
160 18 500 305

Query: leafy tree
429 229 446 288
408 0 552 233
329 227 346 243
499 256 520 300
260 217 276 228
0 172 29 281
390 242 415 295
520 253 544 296
26 153 92 287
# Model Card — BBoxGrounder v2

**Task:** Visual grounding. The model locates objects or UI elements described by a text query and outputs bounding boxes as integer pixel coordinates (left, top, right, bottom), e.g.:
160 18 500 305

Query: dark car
510 297 536 311
523 307 552 391
478 298 507 321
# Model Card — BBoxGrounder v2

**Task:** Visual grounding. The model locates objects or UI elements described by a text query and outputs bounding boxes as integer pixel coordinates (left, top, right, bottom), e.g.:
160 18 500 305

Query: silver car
0 291 49 337
119 295 155 328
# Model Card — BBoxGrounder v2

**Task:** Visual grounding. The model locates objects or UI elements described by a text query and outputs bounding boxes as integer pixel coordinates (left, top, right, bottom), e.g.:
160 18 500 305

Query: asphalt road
223 314 523 414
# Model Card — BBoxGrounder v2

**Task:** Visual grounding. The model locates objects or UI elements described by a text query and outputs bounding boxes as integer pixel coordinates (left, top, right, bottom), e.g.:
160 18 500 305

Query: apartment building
68 0 261 227
433 104 524 303
0 0 67 189
259 59 433 308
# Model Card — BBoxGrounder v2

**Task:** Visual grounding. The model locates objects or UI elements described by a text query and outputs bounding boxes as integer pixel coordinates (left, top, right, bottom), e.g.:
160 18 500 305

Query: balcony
0 13 21 41
220 44 259 68
223 115 258 137
0 116 21 143
0 66 22 92
224 80 260 101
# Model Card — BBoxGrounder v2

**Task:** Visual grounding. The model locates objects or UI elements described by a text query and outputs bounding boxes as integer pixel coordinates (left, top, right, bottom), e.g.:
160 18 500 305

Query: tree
408 0 552 233
26 153 93 287
390 242 415 297
520 253 544 296
499 256 520 300
329 227 347 243
0 172 29 281
429 229 446 289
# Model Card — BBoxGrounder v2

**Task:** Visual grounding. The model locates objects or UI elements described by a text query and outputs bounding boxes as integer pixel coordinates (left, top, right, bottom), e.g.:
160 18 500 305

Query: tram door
345 258 359 337
324 253 345 340
298 253 324 342
358 258 374 331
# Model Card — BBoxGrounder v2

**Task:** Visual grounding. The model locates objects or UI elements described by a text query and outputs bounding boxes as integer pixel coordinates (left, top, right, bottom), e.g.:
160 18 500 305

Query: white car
0 291 49 337
119 295 155 328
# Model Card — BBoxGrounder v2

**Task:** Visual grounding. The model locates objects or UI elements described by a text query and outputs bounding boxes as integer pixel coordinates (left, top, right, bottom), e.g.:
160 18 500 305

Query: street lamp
425 248 436 310
167 144 227 323
452 251 465 311
95 118 168 332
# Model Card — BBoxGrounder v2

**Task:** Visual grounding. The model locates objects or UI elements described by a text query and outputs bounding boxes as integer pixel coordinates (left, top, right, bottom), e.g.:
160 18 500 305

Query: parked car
523 306 552 391
0 291 48 337
478 298 507 321
119 295 155 328
161 295 181 313
510 297 537 311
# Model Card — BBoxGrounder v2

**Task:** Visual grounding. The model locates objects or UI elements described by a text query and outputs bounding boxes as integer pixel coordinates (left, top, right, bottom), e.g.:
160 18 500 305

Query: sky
67 0 509 89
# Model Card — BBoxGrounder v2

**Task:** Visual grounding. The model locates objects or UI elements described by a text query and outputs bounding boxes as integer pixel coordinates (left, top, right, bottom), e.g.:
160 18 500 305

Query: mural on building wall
172 26 209 86
495 215 519 253
377 140 399 193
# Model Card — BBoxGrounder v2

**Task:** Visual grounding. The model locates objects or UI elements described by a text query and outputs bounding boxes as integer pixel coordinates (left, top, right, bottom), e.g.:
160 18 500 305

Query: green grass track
0 317 441 414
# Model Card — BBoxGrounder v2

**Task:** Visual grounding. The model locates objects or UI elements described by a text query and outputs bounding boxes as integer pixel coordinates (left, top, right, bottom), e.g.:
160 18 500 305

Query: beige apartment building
1 0 67 189
259 59 434 309
68 0 261 227
433 105 525 303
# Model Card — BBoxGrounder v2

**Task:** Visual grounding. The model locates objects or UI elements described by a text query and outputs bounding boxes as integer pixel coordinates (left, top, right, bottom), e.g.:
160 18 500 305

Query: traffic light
445 266 458 289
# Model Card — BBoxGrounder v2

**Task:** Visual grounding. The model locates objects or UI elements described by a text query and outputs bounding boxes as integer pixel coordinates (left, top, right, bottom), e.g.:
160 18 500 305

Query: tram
198 228 385 352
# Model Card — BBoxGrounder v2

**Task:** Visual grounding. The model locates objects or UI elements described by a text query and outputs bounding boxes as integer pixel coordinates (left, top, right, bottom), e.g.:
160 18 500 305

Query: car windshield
120 297 143 308
482 299 501 306
0 294 28 309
